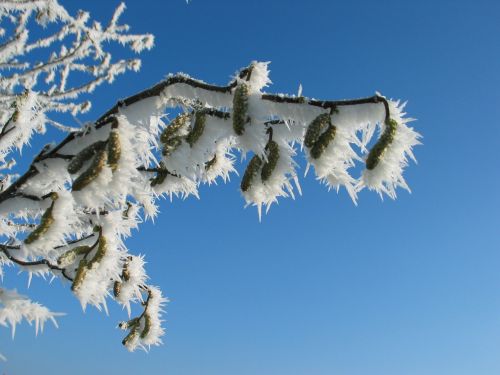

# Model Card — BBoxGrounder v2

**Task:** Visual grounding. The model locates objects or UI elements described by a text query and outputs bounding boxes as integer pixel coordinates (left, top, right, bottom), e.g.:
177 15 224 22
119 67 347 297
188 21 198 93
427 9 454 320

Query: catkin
24 193 58 244
232 84 249 135
241 155 262 192
70 236 107 292
366 118 398 170
71 258 88 291
71 148 108 191
310 124 337 159
261 140 280 182
140 314 152 339
107 130 121 172
67 141 106 174
121 318 140 347
160 113 190 143
304 113 330 148
113 258 131 297
57 246 91 267
160 113 191 157
119 317 139 330
87 236 107 269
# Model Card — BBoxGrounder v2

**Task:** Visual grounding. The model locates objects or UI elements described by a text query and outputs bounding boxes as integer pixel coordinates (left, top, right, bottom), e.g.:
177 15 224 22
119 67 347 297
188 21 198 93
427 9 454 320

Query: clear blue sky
2 1 500 374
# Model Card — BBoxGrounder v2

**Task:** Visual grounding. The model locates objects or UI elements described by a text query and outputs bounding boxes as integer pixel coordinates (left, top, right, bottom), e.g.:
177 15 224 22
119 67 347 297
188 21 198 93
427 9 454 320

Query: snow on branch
0 60 421 353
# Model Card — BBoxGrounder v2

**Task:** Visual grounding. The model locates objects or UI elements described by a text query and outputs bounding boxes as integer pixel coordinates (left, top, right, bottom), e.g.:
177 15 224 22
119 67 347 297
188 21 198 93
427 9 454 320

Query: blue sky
1 1 500 374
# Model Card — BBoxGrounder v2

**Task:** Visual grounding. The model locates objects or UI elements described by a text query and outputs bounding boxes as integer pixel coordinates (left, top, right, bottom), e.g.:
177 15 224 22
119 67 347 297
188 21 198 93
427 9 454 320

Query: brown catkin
366 118 398 170
57 245 91 267
160 113 190 144
140 314 152 339
232 84 249 136
71 258 88 291
71 148 108 191
261 140 280 182
107 130 121 172
122 320 141 347
87 236 107 269
24 193 58 244
160 113 191 157
310 124 337 159
67 141 106 174
304 113 330 148
241 155 262 192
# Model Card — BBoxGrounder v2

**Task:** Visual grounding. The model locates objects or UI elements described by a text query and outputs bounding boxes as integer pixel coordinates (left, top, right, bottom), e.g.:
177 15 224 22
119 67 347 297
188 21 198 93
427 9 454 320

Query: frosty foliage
0 0 422 359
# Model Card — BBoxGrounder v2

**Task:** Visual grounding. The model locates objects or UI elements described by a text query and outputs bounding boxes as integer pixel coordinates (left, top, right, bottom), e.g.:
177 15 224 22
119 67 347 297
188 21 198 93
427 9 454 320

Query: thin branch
54 233 96 249
0 246 73 282
2 37 89 83
261 94 391 123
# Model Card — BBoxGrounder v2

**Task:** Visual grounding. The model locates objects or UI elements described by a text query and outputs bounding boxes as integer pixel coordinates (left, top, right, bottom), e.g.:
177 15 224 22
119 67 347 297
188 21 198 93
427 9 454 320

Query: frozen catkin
241 155 263 192
303 110 359 203
119 286 166 351
261 140 279 182
71 148 108 191
107 129 121 172
232 84 249 135
24 193 58 244
304 113 331 149
358 100 421 199
160 113 191 156
67 141 106 174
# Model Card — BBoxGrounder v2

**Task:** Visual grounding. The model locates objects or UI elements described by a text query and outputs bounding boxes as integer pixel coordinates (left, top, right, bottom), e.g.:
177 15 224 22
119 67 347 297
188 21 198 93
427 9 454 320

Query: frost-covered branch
0 59 421 354
0 0 153 197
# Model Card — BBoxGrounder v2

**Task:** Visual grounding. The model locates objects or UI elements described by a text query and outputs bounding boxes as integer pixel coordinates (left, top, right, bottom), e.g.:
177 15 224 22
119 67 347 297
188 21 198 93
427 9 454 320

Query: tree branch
0 65 392 206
